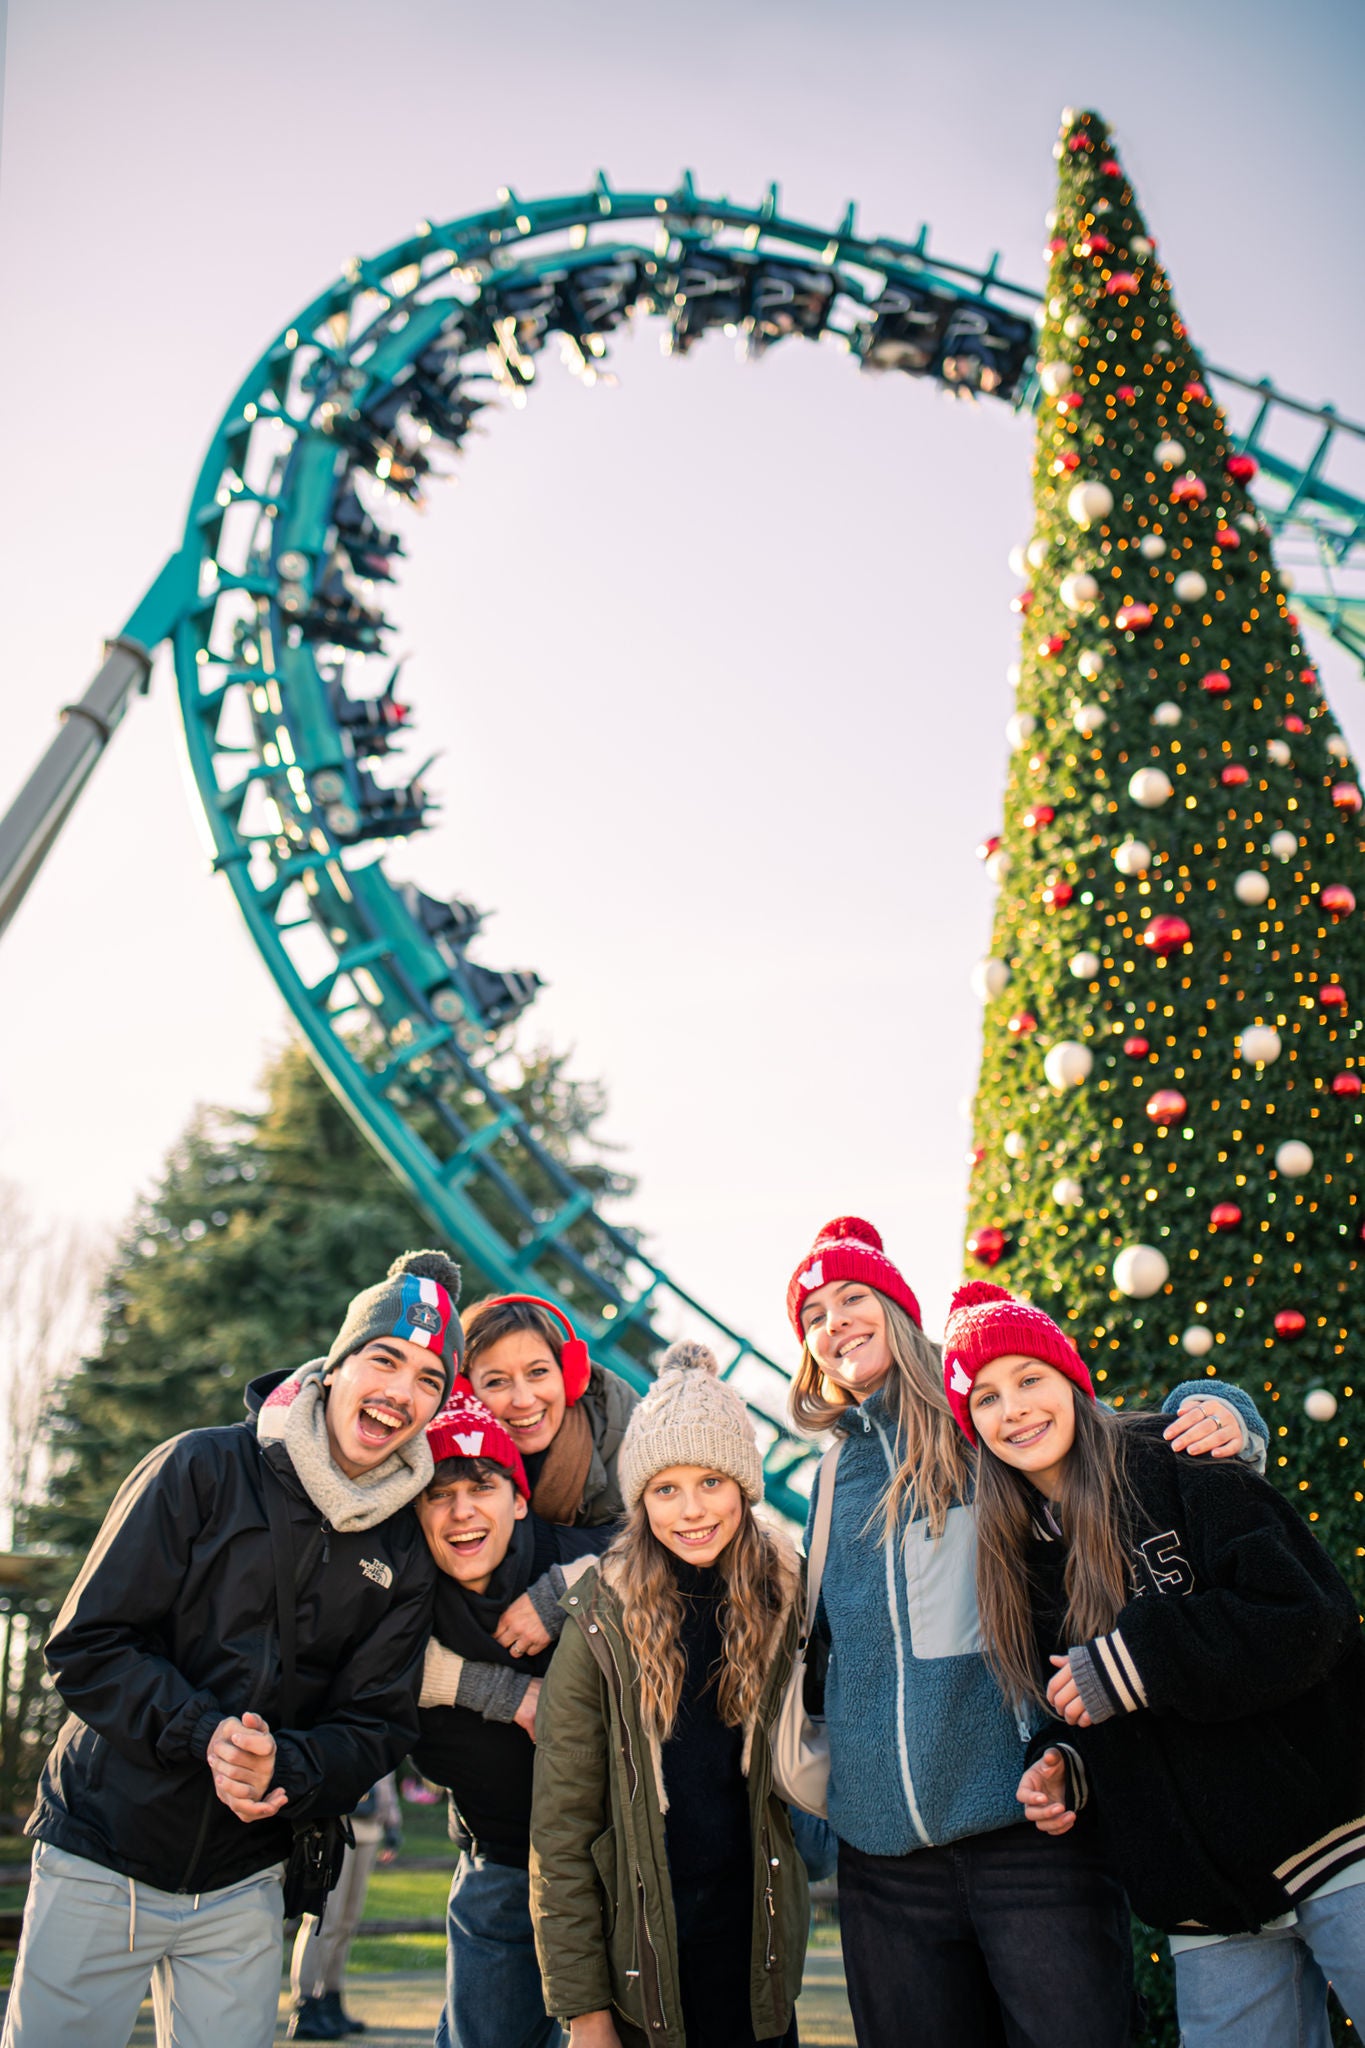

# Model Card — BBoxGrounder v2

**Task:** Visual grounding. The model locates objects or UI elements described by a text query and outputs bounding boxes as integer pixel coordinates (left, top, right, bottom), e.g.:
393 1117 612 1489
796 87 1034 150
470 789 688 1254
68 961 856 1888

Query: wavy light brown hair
606 1501 788 1745
462 1297 565 1376
973 1389 1140 1711
790 1291 973 1543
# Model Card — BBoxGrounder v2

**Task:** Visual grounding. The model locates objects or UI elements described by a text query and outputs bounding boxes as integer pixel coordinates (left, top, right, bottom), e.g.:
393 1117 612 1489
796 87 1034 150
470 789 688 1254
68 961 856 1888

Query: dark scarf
431 1515 558 1679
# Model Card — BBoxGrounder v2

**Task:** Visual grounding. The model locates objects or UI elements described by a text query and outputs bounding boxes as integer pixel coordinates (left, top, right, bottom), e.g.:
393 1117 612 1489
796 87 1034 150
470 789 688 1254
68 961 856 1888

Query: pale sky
2 0 1364 1370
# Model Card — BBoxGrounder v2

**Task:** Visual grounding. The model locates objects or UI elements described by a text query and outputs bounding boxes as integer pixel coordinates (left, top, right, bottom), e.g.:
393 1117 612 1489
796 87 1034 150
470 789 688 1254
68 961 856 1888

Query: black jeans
838 1822 1131 2048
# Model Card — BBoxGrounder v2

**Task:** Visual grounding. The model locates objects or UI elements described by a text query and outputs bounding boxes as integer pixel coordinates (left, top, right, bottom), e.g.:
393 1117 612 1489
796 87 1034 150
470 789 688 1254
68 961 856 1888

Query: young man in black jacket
4 1249 463 2048
410 1388 608 2048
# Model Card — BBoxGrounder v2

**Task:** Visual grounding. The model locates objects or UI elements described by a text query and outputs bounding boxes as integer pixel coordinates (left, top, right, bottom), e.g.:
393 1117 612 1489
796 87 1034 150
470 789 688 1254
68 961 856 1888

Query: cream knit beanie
618 1341 764 1511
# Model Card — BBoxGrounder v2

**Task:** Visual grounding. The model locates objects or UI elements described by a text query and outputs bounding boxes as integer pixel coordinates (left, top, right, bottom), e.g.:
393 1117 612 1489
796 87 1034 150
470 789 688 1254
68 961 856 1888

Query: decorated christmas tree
967 106 1365 1609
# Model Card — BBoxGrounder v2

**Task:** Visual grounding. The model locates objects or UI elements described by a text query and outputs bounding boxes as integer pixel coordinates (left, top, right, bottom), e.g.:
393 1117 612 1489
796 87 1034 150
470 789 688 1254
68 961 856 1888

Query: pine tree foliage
966 107 1364 1605
40 1037 637 1557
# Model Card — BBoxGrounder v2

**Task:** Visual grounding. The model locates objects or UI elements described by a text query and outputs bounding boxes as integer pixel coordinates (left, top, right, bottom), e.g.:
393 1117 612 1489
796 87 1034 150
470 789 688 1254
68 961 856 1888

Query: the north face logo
406 1301 443 1335
359 1557 393 1590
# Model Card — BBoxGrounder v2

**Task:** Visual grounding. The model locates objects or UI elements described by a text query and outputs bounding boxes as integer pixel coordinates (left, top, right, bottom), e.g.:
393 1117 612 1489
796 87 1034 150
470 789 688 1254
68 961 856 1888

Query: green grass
348 1932 446 1973
361 1867 449 1919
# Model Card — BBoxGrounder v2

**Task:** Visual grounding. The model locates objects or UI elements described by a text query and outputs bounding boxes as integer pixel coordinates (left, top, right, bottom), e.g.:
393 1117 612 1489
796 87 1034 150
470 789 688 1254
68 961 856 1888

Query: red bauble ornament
1221 764 1250 787
1101 157 1121 175
1183 381 1209 402
1226 453 1257 484
1273 1310 1307 1340
1105 271 1140 296
1123 1034 1151 1058
1210 1202 1243 1231
1055 451 1081 473
1023 804 1056 830
1047 236 1067 258
968 1227 1008 1267
1300 667 1319 687
1010 588 1034 614
1079 233 1113 255
1321 884 1357 916
1319 984 1349 1010
1331 782 1363 814
1146 1088 1188 1125
1283 715 1307 734
1007 1011 1038 1037
1042 880 1074 909
1057 391 1084 413
976 833 1001 861
1116 384 1136 402
1041 633 1068 655
1115 602 1155 632
1331 1073 1362 1097
1068 132 1094 154
1143 914 1192 956
1171 474 1208 505
1215 525 1240 550
1201 671 1231 695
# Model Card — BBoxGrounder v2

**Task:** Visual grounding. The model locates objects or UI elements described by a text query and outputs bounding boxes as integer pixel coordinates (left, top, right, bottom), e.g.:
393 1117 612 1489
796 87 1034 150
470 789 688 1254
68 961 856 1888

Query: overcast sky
2 0 1363 1369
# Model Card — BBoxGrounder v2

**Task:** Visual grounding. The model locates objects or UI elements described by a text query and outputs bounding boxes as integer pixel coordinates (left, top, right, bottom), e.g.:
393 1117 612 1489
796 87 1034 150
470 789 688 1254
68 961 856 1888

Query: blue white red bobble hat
324 1249 464 1399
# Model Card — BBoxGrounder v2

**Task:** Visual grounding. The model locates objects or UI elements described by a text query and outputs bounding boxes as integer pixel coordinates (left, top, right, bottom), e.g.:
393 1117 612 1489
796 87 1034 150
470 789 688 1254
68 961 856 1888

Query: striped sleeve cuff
1051 1742 1089 1813
1069 1629 1149 1723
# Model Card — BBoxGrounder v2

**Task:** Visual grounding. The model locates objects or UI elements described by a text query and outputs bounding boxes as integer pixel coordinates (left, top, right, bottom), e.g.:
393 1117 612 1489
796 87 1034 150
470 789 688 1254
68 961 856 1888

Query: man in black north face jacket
5 1250 462 2048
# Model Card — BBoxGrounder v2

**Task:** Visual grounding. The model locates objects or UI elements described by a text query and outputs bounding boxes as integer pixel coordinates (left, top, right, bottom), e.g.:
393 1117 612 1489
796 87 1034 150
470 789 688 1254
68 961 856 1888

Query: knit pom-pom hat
426 1387 529 1498
786 1216 923 1339
941 1280 1093 1444
618 1341 764 1511
324 1249 465 1398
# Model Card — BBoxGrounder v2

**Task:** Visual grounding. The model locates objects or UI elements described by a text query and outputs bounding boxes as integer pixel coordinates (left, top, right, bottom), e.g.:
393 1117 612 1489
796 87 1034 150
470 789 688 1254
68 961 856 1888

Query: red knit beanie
426 1388 530 1499
787 1216 923 1339
941 1281 1093 1444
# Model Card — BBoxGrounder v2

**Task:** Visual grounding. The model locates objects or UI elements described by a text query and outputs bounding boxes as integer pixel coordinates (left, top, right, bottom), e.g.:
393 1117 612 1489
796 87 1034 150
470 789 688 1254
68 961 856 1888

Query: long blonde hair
790 1291 973 1542
606 1502 788 1745
973 1392 1138 1710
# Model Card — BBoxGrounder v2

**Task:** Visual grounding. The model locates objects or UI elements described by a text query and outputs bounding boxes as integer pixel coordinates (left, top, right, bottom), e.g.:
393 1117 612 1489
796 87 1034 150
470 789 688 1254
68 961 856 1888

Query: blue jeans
838 1822 1132 2046
1173 1880 1365 2047
434 1852 561 2048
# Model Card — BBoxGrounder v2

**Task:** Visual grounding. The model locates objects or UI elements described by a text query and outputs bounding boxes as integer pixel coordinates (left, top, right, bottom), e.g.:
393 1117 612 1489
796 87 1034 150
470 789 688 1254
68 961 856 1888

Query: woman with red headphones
418 1296 639 1740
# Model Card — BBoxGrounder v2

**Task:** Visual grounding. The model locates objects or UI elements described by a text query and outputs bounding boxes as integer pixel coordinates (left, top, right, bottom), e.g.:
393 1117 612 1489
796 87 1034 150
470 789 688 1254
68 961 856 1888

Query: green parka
529 1541 808 2046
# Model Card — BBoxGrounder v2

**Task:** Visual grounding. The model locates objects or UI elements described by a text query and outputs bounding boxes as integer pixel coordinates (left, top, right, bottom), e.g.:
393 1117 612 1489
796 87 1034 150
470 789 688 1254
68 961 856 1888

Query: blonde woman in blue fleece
785 1216 1267 2048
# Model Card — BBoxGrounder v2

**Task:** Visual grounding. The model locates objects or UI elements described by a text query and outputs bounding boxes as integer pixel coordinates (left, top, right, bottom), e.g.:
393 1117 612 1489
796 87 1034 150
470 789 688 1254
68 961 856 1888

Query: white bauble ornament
1269 830 1299 861
1174 570 1208 603
1070 950 1101 979
1063 311 1088 340
1006 661 1022 687
1152 337 1173 356
1304 1388 1339 1423
1154 438 1185 467
1048 293 1066 317
1266 739 1292 767
1114 837 1152 876
1003 1130 1027 1159
1275 1141 1314 1179
1130 235 1154 260
1279 569 1296 592
1077 649 1104 680
1129 767 1174 808
1060 572 1100 613
1234 871 1270 906
1044 1041 1094 1090
1181 1324 1215 1358
985 848 1012 884
1044 208 1059 231
1139 534 1167 559
1026 537 1050 570
1008 544 1029 578
1073 702 1106 736
1052 1177 1084 1208
1239 1025 1282 1066
1237 512 1259 534
1153 702 1182 727
1039 360 1073 397
970 957 1011 1001
1113 1244 1170 1298
1006 712 1037 749
1327 734 1351 763
1067 481 1114 527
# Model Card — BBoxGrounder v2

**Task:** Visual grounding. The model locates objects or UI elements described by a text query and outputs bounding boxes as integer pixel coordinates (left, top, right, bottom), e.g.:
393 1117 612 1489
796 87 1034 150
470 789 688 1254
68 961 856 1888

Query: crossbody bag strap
800 1438 844 1645
260 1455 300 1728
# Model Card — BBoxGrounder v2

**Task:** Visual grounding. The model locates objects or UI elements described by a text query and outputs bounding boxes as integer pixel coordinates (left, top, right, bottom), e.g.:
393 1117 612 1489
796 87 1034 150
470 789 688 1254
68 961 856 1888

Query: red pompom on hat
787 1216 922 1339
426 1388 530 1499
941 1281 1093 1445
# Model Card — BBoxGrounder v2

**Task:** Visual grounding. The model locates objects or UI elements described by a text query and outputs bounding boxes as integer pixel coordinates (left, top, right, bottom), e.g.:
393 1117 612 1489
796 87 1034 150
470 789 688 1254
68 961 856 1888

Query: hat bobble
618 1339 764 1512
941 1281 1094 1445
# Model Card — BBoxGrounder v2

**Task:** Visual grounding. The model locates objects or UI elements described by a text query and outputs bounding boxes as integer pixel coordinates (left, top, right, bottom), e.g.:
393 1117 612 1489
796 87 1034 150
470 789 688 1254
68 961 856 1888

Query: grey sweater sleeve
452 1657 532 1723
524 1566 570 1639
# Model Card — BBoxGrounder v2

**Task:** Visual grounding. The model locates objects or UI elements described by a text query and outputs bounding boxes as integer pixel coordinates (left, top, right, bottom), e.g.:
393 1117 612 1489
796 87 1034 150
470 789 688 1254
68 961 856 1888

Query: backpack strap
800 1439 843 1646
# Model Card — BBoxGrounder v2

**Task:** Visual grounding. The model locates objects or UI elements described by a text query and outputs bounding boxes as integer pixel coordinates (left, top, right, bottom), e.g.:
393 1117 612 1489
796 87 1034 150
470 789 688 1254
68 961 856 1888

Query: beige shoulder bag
770 1439 842 1818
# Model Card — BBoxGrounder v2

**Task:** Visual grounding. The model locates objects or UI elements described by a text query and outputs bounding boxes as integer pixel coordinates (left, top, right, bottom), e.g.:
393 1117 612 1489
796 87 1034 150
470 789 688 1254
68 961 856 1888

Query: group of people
1 1218 1361 2048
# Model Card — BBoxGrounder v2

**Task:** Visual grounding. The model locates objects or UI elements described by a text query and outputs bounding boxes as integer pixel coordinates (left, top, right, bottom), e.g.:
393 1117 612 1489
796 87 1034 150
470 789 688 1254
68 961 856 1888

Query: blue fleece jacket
809 1377 1267 1858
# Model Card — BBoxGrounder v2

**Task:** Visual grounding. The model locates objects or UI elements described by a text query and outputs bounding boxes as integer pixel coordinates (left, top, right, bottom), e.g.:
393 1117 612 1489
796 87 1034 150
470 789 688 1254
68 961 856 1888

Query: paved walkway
119 1953 856 2045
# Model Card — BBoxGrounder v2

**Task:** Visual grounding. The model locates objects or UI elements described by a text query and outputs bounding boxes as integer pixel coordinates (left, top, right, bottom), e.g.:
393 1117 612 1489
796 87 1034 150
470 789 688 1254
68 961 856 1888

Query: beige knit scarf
257 1364 434 1533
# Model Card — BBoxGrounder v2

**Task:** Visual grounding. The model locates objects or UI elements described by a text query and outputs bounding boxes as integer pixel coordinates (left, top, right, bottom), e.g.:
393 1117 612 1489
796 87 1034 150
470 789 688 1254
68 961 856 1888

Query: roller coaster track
6 178 1365 1518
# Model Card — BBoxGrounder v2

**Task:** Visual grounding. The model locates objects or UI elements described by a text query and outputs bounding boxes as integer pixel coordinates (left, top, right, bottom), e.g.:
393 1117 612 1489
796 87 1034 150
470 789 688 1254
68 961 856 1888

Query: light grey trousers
1 1840 285 2048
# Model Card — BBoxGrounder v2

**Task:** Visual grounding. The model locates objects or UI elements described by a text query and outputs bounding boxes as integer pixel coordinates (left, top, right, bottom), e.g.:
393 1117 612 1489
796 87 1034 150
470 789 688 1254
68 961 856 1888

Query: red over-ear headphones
486 1295 592 1405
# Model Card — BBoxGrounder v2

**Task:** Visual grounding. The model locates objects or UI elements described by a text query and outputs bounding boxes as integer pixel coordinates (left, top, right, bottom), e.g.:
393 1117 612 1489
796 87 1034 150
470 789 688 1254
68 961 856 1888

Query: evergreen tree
41 1037 636 1557
967 106 1363 2045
